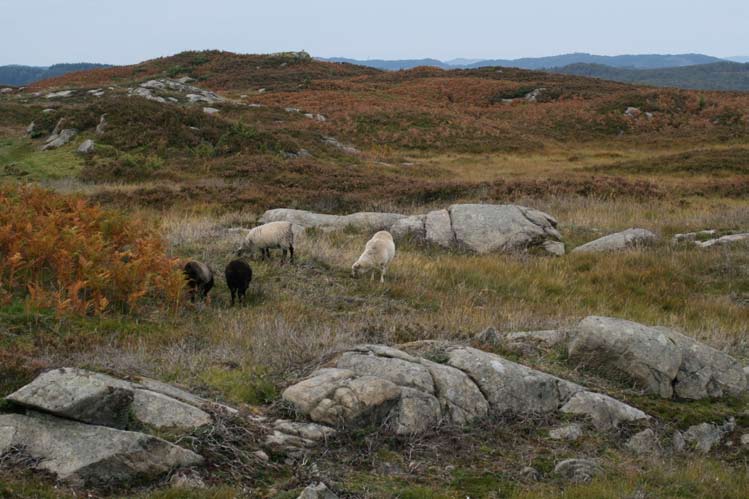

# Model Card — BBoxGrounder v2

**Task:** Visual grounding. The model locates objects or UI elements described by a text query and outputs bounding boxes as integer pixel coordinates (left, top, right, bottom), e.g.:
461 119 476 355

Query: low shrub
0 185 184 316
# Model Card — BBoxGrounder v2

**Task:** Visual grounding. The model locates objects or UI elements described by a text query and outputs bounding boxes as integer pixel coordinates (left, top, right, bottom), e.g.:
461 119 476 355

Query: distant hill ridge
12 51 749 93
553 61 749 91
321 52 725 71
0 63 111 86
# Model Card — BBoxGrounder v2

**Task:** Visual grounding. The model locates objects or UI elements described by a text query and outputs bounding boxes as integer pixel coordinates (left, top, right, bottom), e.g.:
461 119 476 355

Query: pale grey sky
1 0 747 65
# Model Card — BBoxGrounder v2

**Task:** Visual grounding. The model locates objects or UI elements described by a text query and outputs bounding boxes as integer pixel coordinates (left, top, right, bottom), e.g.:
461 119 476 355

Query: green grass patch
200 366 278 405
631 395 749 429
0 136 84 180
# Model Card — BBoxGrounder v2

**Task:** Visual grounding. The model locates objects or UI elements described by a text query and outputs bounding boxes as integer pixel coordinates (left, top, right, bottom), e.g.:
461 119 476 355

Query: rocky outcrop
561 391 648 430
282 344 648 435
525 88 546 102
449 204 562 254
45 90 74 99
95 114 108 135
554 458 603 483
390 214 426 240
264 420 337 456
478 329 567 357
7 368 214 431
259 209 405 232
695 233 749 248
322 136 359 154
682 419 735 453
128 78 223 106
425 209 454 248
282 367 402 427
571 228 657 253
672 229 717 243
77 139 95 154
672 229 749 248
42 128 77 150
549 423 583 441
0 412 202 487
626 428 659 455
567 316 747 400
298 483 339 499
259 204 564 255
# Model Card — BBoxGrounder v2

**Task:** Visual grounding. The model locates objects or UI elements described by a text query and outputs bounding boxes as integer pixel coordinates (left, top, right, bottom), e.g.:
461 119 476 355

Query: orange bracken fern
0 185 184 316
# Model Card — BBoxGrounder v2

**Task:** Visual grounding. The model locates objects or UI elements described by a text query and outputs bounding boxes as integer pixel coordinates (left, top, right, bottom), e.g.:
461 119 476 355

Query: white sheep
237 221 296 263
352 231 396 283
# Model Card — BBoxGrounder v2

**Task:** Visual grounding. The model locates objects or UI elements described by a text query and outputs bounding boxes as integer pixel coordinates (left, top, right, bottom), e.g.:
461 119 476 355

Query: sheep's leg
370 270 374 282
289 245 294 264
230 289 235 306
380 265 387 284
282 248 288 264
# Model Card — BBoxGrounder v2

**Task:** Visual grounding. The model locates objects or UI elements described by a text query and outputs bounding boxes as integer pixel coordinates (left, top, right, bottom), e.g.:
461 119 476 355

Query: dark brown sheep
224 259 253 305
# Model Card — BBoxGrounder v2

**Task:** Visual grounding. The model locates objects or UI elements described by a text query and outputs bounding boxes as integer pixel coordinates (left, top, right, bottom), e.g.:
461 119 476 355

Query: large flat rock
446 346 582 414
572 228 657 254
282 343 648 434
567 316 746 400
0 412 202 487
282 368 402 427
568 316 682 398
425 209 455 248
259 209 404 232
7 368 213 431
390 214 426 240
449 204 563 254
258 204 565 255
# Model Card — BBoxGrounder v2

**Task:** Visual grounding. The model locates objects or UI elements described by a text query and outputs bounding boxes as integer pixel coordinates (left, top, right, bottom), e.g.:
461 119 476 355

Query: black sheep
183 261 214 302
225 259 253 306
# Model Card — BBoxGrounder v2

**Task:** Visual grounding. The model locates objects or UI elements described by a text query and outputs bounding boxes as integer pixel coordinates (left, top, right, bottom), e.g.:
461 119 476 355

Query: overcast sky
2 0 748 66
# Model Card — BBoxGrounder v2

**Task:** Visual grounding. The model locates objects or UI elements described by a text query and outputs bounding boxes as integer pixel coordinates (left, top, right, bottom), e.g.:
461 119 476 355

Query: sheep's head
236 240 253 257
351 262 361 278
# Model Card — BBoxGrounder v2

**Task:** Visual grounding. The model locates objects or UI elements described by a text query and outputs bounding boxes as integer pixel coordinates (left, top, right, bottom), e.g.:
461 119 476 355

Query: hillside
2 49 749 498
0 62 110 86
1 49 747 211
321 52 725 71
555 61 749 91
31 50 378 91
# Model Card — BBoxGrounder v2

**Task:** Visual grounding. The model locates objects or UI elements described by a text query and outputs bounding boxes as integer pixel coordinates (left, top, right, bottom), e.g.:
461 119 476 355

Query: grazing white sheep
237 221 296 263
352 231 396 283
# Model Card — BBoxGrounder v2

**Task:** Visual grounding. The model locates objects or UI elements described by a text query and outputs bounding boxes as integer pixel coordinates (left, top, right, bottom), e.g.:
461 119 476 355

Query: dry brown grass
32 193 744 406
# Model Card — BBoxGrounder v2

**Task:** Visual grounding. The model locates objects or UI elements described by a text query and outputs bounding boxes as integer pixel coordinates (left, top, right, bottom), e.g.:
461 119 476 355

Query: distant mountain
465 53 723 70
322 53 725 71
553 62 749 91
0 63 111 86
727 56 749 63
321 57 450 70
445 58 484 66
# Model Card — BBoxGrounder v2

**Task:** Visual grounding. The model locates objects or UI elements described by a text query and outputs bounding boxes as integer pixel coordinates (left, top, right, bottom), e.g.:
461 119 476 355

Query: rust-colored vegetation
0 185 184 316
